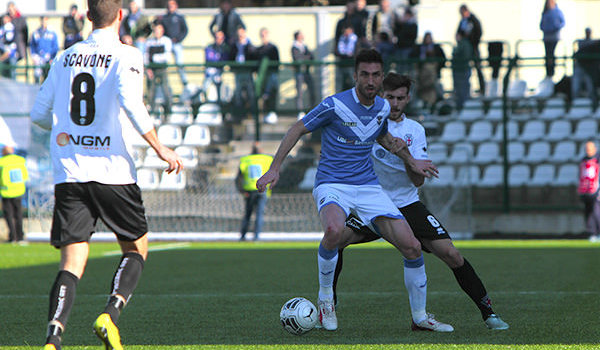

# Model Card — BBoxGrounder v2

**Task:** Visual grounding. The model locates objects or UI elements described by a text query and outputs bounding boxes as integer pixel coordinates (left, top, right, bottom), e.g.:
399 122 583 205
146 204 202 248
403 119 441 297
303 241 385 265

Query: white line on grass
102 242 191 256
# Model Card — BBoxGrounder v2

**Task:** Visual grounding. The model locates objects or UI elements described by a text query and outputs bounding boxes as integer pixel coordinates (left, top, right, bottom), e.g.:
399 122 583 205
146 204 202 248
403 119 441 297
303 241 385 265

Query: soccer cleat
317 299 338 331
43 344 60 350
411 313 454 332
93 313 124 350
485 314 509 330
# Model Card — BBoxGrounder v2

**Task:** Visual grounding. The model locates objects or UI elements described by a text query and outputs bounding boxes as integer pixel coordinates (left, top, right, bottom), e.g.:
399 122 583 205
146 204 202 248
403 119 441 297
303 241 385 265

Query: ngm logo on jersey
56 132 110 150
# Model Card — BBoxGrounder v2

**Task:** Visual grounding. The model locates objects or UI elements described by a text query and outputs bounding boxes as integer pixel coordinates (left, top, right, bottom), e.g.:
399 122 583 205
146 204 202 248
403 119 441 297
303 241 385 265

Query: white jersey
31 28 154 185
371 115 428 208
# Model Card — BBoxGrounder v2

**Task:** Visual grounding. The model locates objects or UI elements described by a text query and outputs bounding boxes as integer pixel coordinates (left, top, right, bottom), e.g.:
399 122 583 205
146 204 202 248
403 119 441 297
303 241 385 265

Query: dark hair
87 0 120 28
383 72 413 92
354 48 383 72
294 31 300 40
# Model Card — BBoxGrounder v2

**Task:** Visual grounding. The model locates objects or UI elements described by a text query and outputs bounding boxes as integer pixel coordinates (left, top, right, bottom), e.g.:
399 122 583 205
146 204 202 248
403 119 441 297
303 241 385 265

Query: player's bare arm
377 132 438 179
256 120 310 192
142 129 183 174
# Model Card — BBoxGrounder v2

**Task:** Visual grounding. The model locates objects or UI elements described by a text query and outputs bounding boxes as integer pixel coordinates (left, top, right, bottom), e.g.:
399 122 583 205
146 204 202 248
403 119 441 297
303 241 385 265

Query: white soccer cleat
484 314 509 330
317 299 338 331
411 313 454 332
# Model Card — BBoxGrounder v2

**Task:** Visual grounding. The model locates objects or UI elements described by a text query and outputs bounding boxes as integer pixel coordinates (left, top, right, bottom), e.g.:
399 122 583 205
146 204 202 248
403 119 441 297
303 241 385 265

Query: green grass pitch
1 240 598 349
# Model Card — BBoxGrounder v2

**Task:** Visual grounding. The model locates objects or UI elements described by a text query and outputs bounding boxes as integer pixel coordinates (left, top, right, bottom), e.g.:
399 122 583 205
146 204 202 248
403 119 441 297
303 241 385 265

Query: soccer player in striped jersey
257 49 450 332
333 73 509 331
31 1 183 349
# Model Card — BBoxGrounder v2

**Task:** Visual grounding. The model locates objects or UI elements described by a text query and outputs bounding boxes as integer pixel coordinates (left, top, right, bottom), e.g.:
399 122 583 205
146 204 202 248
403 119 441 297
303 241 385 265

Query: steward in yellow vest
0 145 28 242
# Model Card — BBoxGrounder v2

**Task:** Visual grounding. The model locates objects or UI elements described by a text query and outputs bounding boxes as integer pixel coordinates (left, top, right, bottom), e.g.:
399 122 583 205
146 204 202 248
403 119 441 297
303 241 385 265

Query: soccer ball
280 297 318 335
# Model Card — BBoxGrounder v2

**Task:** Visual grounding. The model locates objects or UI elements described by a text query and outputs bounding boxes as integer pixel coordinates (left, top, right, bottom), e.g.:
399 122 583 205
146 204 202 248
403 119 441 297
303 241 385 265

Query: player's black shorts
345 201 451 252
51 182 148 247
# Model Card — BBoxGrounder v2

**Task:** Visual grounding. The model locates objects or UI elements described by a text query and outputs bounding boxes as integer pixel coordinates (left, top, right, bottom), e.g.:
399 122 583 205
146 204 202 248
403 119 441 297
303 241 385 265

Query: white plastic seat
479 164 503 187
158 171 187 191
508 164 530 186
573 119 597 141
136 168 160 190
507 79 527 99
467 121 494 143
174 146 198 168
195 103 223 125
566 98 593 120
523 141 551 163
427 143 447 164
519 120 545 142
298 167 317 190
168 105 194 125
544 120 571 142
530 164 555 186
550 141 577 163
183 124 211 147
143 148 165 168
553 164 578 186
458 99 484 121
427 165 455 187
456 165 480 186
485 99 509 121
447 144 474 164
492 120 519 141
438 121 466 143
157 124 182 147
473 142 500 164
131 147 144 168
507 142 525 163
539 97 566 120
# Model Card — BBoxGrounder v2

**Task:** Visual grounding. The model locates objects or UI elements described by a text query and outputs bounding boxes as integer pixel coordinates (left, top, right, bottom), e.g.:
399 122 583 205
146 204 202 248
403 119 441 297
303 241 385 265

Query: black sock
46 270 79 345
332 248 344 306
452 258 495 319
104 252 145 323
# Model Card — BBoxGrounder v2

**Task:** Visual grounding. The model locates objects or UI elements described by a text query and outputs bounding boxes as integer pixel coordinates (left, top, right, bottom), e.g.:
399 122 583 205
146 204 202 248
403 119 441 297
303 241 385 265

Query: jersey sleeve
30 53 61 130
302 96 335 132
116 47 154 135
412 123 428 160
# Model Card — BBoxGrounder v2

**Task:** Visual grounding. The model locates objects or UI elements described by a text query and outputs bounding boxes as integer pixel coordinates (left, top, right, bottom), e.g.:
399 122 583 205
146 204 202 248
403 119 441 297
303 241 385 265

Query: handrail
501 55 519 213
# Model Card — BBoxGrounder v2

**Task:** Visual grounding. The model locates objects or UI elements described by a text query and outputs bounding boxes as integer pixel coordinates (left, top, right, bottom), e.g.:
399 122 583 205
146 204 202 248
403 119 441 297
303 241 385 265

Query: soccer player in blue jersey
257 49 449 332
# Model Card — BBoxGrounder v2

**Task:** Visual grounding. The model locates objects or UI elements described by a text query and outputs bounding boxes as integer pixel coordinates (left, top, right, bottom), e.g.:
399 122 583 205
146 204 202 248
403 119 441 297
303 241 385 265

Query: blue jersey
303 88 390 187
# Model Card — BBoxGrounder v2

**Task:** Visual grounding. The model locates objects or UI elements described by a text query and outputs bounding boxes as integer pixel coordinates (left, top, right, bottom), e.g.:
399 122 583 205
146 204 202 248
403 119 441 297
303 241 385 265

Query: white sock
317 245 338 301
404 255 427 323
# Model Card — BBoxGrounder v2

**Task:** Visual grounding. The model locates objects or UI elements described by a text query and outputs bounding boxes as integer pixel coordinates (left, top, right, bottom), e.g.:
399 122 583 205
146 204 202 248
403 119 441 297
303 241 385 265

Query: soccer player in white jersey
257 49 443 332
333 73 509 331
31 1 183 349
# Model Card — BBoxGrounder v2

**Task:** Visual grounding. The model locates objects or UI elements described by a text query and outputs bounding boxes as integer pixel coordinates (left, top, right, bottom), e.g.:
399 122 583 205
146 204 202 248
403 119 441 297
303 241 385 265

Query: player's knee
323 223 345 242
402 239 422 260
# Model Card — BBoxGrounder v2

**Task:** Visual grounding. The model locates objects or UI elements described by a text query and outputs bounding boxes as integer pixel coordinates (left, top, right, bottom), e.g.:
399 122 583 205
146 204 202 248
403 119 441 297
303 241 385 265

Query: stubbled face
354 62 383 103
384 87 410 121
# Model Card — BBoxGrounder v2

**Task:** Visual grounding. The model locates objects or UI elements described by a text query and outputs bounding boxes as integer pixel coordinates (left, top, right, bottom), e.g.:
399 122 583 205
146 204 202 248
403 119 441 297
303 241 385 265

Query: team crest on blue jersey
377 116 383 125
405 133 413 146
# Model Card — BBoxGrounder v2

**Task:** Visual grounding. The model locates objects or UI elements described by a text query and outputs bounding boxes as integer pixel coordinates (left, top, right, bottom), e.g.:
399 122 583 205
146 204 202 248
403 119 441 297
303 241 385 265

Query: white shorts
312 183 404 234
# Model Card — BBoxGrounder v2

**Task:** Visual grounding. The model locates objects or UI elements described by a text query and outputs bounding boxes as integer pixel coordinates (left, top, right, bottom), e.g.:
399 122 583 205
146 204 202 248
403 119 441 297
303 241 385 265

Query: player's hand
389 137 408 154
411 159 439 178
256 169 278 193
156 145 183 174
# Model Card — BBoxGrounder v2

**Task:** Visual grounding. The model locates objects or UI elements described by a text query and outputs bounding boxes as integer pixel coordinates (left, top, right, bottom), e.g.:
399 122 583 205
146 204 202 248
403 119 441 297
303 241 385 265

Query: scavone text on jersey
63 53 112 68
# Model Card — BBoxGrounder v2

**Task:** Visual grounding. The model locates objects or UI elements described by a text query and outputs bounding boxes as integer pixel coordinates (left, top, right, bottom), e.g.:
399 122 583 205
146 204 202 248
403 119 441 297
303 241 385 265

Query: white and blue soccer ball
280 297 318 335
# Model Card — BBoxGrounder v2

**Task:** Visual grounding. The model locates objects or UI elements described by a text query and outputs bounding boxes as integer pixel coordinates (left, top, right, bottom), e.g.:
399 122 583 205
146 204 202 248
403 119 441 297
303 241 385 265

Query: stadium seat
523 141 551 163
456 165 480 186
143 148 165 168
473 142 500 164
507 79 527 98
573 119 598 141
447 144 475 164
485 99 509 121
566 98 593 120
427 143 447 164
544 120 571 142
519 120 545 142
553 164 579 186
158 171 187 191
479 164 503 187
136 168 160 190
438 121 466 143
492 120 519 141
508 164 530 186
175 146 198 168
168 105 194 125
131 147 144 168
539 97 566 120
427 165 455 187
157 124 182 147
298 167 317 190
183 124 211 147
457 99 484 121
530 164 555 186
467 120 494 143
550 141 577 163
507 142 525 163
195 103 223 126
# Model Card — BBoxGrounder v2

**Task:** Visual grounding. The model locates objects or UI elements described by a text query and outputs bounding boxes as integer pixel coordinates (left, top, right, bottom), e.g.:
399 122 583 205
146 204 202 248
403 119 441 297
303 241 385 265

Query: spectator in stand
145 23 173 120
119 0 151 53
578 140 600 242
573 28 598 103
30 16 59 84
395 7 418 74
63 4 85 49
335 1 355 49
540 0 565 81
452 30 473 110
353 0 369 41
414 31 446 110
335 22 358 92
367 0 400 45
0 13 18 79
230 25 257 120
204 30 230 103
158 0 189 87
209 0 245 46
456 4 485 96
292 30 316 119
6 2 27 64
257 28 280 125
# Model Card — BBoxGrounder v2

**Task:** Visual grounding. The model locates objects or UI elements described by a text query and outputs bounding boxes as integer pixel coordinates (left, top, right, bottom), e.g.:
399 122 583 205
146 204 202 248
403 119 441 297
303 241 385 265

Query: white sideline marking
26 232 326 242
102 242 191 256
